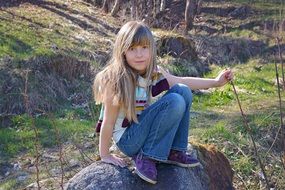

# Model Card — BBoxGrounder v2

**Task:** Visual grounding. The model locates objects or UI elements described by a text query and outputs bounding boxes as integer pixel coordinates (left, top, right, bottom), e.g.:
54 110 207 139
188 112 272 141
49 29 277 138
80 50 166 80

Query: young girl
93 21 233 184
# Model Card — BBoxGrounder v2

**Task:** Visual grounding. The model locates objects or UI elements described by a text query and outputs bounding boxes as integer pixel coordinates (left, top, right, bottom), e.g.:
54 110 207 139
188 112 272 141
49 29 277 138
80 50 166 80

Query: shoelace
137 152 144 160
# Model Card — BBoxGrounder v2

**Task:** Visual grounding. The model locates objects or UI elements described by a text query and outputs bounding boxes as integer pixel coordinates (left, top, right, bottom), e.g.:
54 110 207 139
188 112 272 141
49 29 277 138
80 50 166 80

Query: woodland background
0 0 285 189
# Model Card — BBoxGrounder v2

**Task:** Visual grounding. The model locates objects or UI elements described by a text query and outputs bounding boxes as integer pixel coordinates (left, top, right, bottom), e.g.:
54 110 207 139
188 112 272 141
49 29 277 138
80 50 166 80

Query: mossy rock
157 35 198 61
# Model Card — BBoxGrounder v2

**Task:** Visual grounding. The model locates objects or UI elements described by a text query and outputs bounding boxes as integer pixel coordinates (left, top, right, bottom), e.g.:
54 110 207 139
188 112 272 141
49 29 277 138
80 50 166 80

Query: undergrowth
1 0 285 189
191 58 285 189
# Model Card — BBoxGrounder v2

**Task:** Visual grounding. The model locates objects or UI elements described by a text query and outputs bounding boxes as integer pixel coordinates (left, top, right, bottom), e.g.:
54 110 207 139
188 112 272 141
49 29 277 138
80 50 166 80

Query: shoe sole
134 168 157 184
162 160 200 168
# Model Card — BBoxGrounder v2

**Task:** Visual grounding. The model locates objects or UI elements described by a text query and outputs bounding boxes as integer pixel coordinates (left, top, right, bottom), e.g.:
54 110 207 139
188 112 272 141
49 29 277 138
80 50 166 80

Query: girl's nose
135 48 143 57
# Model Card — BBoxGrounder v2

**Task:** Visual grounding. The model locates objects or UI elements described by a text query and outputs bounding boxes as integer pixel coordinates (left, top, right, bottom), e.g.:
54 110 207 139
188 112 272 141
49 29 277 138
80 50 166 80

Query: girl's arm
159 66 233 89
99 89 126 167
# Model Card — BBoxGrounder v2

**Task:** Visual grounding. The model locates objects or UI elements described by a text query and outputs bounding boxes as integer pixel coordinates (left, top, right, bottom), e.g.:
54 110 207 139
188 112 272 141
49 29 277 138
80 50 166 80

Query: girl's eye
143 46 148 49
129 47 134 51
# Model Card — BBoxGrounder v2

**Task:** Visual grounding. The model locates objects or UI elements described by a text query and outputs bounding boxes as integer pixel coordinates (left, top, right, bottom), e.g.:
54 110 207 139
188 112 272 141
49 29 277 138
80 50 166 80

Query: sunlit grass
229 0 285 20
0 1 116 60
0 0 284 189
226 29 268 41
0 178 18 190
0 112 94 158
233 156 255 176
192 58 281 129
196 59 280 106
190 57 284 188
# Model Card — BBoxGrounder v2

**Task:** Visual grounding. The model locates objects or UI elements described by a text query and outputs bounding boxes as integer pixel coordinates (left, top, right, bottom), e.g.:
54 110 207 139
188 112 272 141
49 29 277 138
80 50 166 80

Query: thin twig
36 108 65 190
49 113 65 190
275 39 285 170
281 154 285 171
236 172 249 190
43 159 59 181
23 70 41 190
273 53 285 169
265 125 282 156
87 102 96 122
276 37 285 89
230 81 271 190
72 141 94 164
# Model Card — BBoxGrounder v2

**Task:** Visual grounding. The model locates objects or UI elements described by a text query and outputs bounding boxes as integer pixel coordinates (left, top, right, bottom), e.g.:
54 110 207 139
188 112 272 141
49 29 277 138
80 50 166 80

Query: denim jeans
116 84 192 161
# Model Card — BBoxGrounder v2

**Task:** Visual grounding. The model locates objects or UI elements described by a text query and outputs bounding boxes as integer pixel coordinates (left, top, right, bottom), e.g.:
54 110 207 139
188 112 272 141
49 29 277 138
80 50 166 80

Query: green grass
0 178 18 190
226 29 268 41
203 121 238 142
0 12 56 59
0 0 117 60
199 59 278 103
231 0 285 20
190 58 284 188
233 156 255 176
1 0 285 189
0 112 94 158
192 58 281 130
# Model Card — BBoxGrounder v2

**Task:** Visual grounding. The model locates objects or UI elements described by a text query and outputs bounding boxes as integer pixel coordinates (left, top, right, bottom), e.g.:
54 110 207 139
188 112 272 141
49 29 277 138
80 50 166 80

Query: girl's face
125 45 151 75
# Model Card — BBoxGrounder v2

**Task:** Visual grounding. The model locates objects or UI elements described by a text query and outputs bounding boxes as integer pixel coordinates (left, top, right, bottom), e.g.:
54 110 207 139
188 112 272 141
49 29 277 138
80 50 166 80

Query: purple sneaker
132 154 157 184
165 150 200 168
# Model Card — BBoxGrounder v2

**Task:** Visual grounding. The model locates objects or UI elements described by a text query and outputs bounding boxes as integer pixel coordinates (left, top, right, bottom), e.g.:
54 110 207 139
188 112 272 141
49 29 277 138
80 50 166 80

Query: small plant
233 156 255 176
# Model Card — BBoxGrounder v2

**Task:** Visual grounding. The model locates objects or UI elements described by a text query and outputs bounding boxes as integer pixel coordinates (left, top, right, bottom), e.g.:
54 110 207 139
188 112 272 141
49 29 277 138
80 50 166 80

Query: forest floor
0 0 285 189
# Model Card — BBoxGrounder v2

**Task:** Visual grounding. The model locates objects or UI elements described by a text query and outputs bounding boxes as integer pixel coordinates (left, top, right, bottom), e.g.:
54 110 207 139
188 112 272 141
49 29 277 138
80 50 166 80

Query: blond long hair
93 21 157 122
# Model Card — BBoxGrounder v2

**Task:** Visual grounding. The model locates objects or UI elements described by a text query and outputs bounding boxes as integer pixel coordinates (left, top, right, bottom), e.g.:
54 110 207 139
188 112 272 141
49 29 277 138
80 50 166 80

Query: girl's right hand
101 154 127 168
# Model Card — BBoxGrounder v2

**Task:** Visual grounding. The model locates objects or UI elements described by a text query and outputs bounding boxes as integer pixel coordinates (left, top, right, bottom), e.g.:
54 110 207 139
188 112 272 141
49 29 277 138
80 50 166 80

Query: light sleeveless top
96 71 169 143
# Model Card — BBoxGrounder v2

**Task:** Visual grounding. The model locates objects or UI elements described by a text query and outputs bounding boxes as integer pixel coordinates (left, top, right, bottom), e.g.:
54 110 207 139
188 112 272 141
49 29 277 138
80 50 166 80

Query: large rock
157 36 198 61
65 144 234 190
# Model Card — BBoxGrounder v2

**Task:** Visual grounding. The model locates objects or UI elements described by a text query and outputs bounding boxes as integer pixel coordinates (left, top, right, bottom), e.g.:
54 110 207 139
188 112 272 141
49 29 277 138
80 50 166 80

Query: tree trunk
154 0 160 16
88 0 103 6
130 0 136 19
102 0 109 13
146 0 153 17
136 0 143 20
185 0 197 34
160 0 166 11
197 0 203 15
111 0 122 16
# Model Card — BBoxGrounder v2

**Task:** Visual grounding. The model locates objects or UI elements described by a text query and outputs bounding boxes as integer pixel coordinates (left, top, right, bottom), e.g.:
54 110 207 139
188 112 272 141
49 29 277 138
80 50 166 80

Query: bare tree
130 0 144 20
111 0 122 16
101 0 173 21
90 0 104 6
197 0 203 15
102 0 111 13
185 0 195 33
153 0 169 17
185 0 201 34
160 0 167 12
145 0 153 18
130 0 136 19
154 0 161 16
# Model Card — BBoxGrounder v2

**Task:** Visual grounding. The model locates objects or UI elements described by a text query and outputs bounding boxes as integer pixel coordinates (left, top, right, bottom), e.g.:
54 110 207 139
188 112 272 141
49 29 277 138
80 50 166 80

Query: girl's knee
165 93 186 116
172 84 192 104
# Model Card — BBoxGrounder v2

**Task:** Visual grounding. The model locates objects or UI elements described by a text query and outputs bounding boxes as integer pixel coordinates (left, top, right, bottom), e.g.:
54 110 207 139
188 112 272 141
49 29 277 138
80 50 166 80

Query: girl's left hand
215 68 234 87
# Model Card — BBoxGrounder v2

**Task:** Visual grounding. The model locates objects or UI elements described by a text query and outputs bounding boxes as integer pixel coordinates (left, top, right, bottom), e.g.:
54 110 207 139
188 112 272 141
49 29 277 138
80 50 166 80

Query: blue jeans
116 84 192 161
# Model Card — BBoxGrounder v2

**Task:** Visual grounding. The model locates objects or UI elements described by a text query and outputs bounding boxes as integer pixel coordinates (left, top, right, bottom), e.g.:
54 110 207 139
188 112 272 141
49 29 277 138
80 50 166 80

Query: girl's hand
215 68 234 87
101 154 127 168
